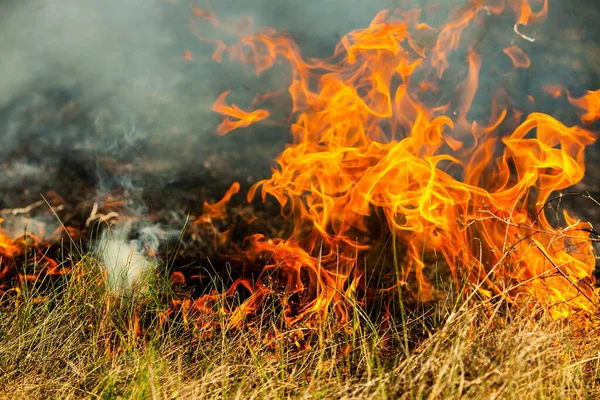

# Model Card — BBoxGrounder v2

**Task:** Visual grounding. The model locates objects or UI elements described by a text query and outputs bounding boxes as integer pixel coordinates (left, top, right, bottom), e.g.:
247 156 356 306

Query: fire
189 0 598 325
211 91 270 135
187 0 600 324
0 219 72 295
570 89 600 125
0 219 18 257
503 45 530 69
200 181 241 222
0 0 591 334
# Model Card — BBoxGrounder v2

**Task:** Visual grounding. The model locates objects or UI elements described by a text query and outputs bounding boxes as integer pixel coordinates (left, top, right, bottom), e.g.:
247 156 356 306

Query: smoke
0 0 599 289
0 0 175 104
0 0 216 187
1 0 597 195
97 220 157 293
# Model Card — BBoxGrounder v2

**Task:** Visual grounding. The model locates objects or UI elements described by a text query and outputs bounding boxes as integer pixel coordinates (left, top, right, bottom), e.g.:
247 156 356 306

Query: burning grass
188 0 600 324
1 0 600 398
0 242 599 399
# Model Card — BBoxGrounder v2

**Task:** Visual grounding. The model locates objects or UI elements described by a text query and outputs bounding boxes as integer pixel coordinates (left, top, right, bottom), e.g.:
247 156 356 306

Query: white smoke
97 220 157 294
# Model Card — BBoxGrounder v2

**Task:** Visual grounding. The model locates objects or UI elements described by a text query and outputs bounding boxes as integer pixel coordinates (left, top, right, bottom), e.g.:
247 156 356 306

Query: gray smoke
0 0 597 189
0 0 598 289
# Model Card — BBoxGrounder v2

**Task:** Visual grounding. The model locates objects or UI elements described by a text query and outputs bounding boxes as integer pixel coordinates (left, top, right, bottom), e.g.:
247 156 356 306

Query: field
1 0 600 399
0 240 599 399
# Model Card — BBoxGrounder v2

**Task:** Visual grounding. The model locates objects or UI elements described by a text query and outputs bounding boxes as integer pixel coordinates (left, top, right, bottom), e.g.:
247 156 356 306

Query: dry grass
0 254 599 400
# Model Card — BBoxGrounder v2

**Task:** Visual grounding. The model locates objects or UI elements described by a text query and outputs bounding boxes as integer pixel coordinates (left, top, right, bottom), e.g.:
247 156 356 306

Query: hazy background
0 0 598 213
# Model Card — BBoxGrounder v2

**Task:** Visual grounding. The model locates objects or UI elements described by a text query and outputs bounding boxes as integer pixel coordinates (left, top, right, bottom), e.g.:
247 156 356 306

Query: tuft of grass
0 250 599 400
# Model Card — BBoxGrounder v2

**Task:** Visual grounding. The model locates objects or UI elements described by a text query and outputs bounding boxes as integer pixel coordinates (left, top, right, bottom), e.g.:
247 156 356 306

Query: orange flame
193 182 241 251
0 221 18 257
199 181 241 222
0 219 71 295
544 83 564 99
190 1 598 325
570 90 600 124
211 91 270 135
503 45 530 68
510 0 548 27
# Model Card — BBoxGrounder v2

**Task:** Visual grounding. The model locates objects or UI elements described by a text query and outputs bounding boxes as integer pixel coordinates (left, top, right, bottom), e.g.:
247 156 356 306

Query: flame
570 89 600 124
199 181 241 222
0 218 15 255
188 0 599 326
0 219 71 295
211 91 270 135
0 219 18 256
544 83 564 99
503 45 530 69
510 0 548 27
193 182 241 251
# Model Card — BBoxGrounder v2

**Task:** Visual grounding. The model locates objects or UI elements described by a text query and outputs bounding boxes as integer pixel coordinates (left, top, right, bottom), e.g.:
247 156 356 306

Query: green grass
1 249 599 400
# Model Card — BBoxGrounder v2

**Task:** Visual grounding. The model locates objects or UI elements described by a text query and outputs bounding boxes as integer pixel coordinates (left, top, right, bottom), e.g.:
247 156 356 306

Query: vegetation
0 247 599 400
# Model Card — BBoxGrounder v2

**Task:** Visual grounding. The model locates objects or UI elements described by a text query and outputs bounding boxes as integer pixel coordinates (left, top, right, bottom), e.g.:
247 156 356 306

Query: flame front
191 1 599 324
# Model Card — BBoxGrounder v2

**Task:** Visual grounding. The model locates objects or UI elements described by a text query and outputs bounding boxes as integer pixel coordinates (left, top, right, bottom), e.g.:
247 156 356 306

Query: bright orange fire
0 220 18 263
211 92 270 135
0 220 72 294
570 89 600 125
185 0 599 325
